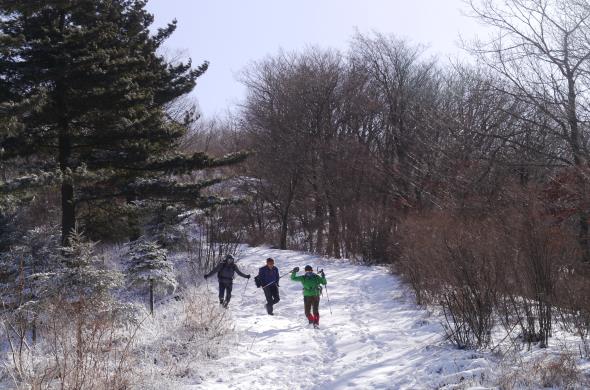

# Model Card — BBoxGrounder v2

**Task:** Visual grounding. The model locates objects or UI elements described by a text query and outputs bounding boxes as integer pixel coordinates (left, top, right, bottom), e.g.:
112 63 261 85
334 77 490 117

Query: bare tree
468 0 590 260
240 51 319 249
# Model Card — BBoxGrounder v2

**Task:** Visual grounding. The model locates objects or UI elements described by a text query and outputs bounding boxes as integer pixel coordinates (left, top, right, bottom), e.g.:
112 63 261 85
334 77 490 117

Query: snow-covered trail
191 247 490 390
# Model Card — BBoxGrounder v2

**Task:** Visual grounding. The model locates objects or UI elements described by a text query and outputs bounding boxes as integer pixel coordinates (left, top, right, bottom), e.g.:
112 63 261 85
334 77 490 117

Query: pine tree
38 229 134 376
0 0 246 245
126 237 176 314
0 226 60 300
0 209 18 252
51 229 124 305
0 225 60 344
0 227 129 348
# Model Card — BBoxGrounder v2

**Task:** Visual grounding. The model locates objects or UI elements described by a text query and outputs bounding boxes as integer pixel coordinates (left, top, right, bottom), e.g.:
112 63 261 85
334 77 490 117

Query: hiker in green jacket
290 265 327 328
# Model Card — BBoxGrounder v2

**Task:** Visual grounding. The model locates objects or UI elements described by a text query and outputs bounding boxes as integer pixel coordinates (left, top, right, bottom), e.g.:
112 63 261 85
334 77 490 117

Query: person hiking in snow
204 254 250 308
291 265 327 328
257 257 281 315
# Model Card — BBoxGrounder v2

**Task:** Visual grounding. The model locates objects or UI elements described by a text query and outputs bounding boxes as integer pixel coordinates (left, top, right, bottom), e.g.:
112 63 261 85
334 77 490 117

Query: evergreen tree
40 229 134 377
126 237 176 314
50 229 124 305
0 226 60 299
0 0 246 245
145 202 190 249
0 209 18 252
0 225 60 343
0 227 129 346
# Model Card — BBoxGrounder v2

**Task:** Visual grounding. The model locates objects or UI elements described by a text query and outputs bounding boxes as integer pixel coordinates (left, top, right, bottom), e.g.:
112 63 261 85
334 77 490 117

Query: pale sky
146 0 484 118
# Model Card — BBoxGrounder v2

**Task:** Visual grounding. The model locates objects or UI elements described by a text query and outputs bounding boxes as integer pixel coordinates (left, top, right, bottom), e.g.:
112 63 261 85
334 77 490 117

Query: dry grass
498 352 586 390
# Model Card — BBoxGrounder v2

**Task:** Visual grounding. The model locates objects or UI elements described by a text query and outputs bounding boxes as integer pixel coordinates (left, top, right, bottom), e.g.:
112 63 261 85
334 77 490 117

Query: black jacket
206 261 248 282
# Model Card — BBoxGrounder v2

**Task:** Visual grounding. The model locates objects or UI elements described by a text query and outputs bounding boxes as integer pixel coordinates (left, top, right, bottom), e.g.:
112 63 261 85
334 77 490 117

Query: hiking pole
248 331 259 351
260 271 292 290
240 277 250 304
324 283 333 315
318 268 333 315
242 277 250 296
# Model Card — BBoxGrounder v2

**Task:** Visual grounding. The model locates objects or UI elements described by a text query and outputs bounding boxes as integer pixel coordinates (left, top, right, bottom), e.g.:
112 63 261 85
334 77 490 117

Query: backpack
303 273 322 295
254 275 262 288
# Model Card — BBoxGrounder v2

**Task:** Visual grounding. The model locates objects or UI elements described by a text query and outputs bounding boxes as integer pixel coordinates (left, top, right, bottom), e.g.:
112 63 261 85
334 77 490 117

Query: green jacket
291 271 327 297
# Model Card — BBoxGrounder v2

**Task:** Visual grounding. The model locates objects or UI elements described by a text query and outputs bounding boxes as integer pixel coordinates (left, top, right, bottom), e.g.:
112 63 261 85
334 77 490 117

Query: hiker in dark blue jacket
205 255 250 308
258 257 280 315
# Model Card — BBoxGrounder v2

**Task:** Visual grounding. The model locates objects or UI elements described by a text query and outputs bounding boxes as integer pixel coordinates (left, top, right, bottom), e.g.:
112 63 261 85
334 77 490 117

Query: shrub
399 212 504 349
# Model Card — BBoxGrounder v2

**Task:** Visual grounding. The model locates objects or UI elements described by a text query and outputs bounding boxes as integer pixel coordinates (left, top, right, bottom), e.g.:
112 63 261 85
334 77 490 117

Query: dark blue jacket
258 266 280 287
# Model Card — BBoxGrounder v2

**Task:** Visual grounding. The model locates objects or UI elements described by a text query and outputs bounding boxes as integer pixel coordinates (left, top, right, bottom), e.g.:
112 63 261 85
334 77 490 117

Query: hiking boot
222 301 229 309
265 303 273 315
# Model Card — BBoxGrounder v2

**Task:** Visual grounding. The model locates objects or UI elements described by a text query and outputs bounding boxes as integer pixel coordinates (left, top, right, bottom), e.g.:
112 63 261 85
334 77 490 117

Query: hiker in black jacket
205 255 250 308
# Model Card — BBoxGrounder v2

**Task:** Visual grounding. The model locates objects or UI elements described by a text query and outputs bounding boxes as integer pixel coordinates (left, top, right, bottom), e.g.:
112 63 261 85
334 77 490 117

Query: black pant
263 285 280 313
219 279 233 303
304 296 320 319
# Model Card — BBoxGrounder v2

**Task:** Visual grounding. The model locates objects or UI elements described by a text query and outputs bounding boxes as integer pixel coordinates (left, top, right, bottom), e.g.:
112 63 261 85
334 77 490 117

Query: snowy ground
4 245 586 389
185 247 494 390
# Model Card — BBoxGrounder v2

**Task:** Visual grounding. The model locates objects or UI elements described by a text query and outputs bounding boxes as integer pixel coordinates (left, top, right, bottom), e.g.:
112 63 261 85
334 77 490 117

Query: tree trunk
278 183 295 250
578 210 590 262
279 216 288 250
149 278 154 315
314 191 324 254
58 103 75 245
126 195 141 241
32 316 36 346
327 202 341 258
57 11 75 246
60 182 75 244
